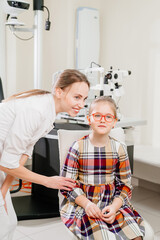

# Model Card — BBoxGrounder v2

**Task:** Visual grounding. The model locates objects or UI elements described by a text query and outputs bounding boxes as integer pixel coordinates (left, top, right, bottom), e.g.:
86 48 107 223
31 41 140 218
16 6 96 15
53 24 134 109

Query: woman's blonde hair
3 69 90 102
3 89 50 102
89 96 118 119
52 69 90 93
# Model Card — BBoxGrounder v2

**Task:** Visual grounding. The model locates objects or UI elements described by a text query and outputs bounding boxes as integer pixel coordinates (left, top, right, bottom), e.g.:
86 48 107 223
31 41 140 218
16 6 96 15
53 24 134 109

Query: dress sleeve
114 143 132 204
0 109 42 169
60 141 85 202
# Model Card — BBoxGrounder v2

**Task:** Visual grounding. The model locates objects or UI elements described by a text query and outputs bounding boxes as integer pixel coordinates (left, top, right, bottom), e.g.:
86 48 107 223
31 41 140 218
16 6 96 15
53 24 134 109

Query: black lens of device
105 73 112 79
8 1 29 9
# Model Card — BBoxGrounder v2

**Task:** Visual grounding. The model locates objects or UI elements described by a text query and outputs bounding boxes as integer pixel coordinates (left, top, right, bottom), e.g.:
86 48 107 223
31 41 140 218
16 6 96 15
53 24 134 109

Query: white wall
0 2 6 96
99 0 160 146
3 0 160 146
42 0 101 90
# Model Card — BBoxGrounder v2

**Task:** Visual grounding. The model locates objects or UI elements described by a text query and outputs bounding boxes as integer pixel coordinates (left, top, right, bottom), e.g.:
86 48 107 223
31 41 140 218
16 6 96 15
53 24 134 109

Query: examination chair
58 128 154 240
0 77 4 102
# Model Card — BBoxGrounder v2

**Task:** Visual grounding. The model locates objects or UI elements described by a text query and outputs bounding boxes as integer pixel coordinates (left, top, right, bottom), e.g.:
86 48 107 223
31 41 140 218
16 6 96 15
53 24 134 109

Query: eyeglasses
91 112 116 123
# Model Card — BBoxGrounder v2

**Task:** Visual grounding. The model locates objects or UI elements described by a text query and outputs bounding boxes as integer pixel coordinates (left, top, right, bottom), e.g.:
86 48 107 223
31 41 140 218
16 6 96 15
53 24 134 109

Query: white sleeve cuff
24 145 34 159
0 150 20 169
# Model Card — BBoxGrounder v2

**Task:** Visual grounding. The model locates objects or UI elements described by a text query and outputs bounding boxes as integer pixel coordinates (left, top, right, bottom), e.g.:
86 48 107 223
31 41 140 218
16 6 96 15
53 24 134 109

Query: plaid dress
60 135 145 240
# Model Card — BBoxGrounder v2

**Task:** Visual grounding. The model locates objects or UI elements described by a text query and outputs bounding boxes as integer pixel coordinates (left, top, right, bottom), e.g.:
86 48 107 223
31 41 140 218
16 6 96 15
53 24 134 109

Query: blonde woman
0 69 90 240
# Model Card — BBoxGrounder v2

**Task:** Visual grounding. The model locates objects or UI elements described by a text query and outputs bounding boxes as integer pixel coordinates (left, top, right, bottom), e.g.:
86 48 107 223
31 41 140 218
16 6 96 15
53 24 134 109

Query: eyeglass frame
90 112 116 123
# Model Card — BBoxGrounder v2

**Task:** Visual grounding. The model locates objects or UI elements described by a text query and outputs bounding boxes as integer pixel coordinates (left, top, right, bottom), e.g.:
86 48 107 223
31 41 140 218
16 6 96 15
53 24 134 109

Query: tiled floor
12 186 160 240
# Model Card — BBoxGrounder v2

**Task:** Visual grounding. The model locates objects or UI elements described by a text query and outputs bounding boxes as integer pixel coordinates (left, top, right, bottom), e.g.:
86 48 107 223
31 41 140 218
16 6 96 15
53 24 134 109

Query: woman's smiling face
58 82 89 117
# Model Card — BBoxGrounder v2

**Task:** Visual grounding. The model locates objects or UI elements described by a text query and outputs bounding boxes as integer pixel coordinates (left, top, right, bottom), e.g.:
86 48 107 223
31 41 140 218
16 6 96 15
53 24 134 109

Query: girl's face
88 102 117 135
57 82 89 117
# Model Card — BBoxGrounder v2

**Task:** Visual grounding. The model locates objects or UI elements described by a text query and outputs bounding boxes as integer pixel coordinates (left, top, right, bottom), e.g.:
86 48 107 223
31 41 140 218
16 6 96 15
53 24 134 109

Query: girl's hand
101 205 116 224
85 202 102 219
45 176 76 190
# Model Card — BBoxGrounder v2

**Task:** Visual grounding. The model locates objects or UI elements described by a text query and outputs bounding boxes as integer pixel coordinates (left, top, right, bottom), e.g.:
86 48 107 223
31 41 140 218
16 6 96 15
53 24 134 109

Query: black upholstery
0 77 4 102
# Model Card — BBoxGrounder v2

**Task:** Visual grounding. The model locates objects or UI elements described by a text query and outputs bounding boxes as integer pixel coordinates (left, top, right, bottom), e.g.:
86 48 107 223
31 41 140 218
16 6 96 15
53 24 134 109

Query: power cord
8 4 51 40
9 25 34 41
90 62 101 68
42 5 51 31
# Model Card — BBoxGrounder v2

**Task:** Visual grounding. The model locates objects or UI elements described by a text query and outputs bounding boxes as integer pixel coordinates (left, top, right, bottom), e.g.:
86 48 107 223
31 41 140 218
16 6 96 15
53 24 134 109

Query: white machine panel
76 7 100 69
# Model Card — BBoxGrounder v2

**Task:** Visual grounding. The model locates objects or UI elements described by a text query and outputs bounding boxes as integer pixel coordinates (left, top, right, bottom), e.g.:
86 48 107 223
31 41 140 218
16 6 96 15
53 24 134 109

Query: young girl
60 96 145 240
0 69 90 240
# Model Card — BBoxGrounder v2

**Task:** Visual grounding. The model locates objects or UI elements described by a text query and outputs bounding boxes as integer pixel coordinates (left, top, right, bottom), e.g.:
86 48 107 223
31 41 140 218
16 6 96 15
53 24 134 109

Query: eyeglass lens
93 113 114 122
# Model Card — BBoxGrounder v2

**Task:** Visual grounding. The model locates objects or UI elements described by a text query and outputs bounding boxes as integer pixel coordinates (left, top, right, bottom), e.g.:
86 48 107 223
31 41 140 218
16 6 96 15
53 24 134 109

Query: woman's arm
0 163 75 192
0 154 29 199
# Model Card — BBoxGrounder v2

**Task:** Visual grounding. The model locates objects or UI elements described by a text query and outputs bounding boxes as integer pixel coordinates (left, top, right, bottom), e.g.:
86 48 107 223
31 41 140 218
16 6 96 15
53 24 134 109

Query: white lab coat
0 93 56 240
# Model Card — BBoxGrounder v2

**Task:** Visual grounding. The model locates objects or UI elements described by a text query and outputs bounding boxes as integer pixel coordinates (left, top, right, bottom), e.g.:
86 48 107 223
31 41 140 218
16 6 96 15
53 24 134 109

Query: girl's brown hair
89 96 118 119
3 69 90 102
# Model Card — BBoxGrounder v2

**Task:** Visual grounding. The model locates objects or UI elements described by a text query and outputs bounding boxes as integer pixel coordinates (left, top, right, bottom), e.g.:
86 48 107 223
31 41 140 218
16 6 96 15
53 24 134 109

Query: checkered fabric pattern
60 135 145 240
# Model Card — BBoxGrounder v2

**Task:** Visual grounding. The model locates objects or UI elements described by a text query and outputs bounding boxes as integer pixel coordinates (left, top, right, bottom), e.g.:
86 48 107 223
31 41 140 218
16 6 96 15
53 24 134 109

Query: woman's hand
101 205 116 224
85 202 103 219
45 176 76 190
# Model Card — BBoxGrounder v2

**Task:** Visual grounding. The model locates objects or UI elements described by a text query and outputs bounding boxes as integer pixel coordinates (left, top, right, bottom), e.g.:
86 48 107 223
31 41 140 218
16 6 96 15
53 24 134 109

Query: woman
0 69 90 240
